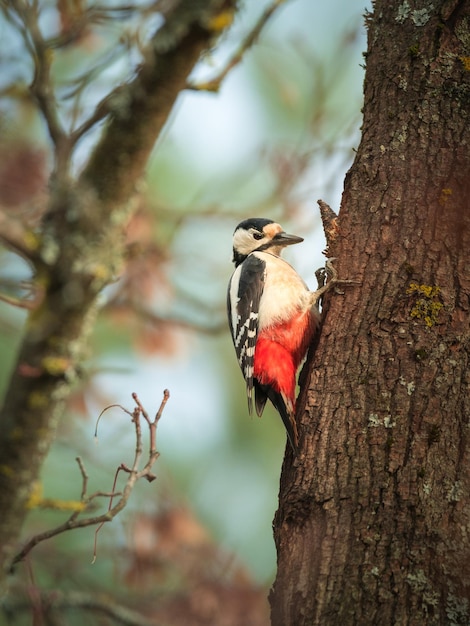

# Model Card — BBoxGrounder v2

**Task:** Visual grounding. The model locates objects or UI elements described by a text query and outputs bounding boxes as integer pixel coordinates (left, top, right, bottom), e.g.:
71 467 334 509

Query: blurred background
0 0 368 622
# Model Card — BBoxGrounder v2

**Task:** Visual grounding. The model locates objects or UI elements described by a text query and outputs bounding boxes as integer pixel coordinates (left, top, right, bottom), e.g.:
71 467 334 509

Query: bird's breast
254 252 312 328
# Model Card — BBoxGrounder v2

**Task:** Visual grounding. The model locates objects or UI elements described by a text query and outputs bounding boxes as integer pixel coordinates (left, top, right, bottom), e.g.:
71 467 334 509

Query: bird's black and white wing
227 254 265 414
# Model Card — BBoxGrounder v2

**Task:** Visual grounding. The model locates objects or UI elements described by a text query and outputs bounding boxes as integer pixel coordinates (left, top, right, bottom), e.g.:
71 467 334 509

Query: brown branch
188 0 289 92
0 277 40 310
12 2 66 149
70 84 125 143
9 391 169 569
133 389 169 473
75 456 89 502
42 2 158 50
2 1 72 183
92 401 144 561
0 291 35 310
79 0 237 209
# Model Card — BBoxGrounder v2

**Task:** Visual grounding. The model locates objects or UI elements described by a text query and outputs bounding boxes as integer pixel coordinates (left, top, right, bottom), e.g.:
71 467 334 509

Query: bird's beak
272 231 304 247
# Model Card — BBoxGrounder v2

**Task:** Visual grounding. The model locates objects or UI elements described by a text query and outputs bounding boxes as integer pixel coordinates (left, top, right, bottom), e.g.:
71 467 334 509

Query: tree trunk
271 1 470 624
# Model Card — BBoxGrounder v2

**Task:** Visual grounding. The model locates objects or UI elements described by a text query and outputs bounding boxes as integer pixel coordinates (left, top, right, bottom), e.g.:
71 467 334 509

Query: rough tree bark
0 0 236 593
272 1 470 625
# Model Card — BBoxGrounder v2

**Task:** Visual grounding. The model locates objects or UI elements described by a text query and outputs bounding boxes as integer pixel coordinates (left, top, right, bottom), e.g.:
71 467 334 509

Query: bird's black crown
233 218 274 234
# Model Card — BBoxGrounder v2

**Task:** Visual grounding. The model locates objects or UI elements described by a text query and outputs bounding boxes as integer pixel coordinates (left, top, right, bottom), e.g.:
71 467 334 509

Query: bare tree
0 0 243 593
271 1 470 624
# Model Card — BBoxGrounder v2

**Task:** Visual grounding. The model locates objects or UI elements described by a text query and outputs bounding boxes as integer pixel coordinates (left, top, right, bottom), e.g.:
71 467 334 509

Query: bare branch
0 291 35 310
0 212 39 263
79 0 237 209
9 391 169 569
188 0 289 92
70 95 114 143
132 392 151 425
0 276 40 311
42 2 159 50
75 456 89 502
12 1 66 149
154 388 170 424
94 402 134 438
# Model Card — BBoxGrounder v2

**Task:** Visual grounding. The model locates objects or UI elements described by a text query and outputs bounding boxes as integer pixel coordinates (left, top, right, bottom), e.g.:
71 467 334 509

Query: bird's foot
312 258 359 307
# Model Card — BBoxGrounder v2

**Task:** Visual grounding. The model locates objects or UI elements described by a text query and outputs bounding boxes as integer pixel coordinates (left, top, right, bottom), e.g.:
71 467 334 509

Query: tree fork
271 2 470 625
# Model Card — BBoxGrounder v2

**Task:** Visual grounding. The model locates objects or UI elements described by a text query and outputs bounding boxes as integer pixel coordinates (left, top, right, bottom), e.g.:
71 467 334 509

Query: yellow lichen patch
26 482 43 509
39 498 87 512
90 263 111 282
439 187 452 205
206 9 234 33
28 391 50 409
26 482 86 512
24 230 40 251
192 80 220 93
460 56 470 71
406 283 443 328
41 356 71 376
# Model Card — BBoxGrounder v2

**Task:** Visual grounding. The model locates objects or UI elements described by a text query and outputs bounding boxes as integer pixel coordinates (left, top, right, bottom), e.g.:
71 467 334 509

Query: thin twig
154 389 170 424
92 404 143 563
10 391 170 570
76 456 88 501
94 403 133 438
0 291 35 310
188 0 289 92
132 392 150 425
0 212 39 263
70 92 116 143
15 1 66 148
150 389 169 457
92 463 127 563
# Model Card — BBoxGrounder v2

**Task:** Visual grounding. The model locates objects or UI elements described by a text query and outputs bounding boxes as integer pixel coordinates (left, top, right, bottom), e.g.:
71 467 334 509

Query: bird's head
231 218 304 266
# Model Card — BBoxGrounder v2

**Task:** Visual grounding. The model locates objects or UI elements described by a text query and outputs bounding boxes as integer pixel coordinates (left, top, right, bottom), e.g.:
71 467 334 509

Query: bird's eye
252 232 264 240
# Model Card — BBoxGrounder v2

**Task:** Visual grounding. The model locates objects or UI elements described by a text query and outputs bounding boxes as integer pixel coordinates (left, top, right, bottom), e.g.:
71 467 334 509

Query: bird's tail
254 382 299 454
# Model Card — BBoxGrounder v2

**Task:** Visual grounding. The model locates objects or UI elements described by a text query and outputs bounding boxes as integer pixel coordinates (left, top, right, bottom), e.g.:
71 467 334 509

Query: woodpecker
227 217 339 453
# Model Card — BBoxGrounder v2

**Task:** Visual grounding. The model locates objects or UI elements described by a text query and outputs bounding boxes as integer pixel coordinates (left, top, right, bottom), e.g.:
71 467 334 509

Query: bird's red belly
254 309 317 397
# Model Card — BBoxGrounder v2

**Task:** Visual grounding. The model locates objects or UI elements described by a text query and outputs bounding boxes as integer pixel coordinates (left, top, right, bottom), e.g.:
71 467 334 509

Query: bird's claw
315 257 338 290
312 258 359 307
